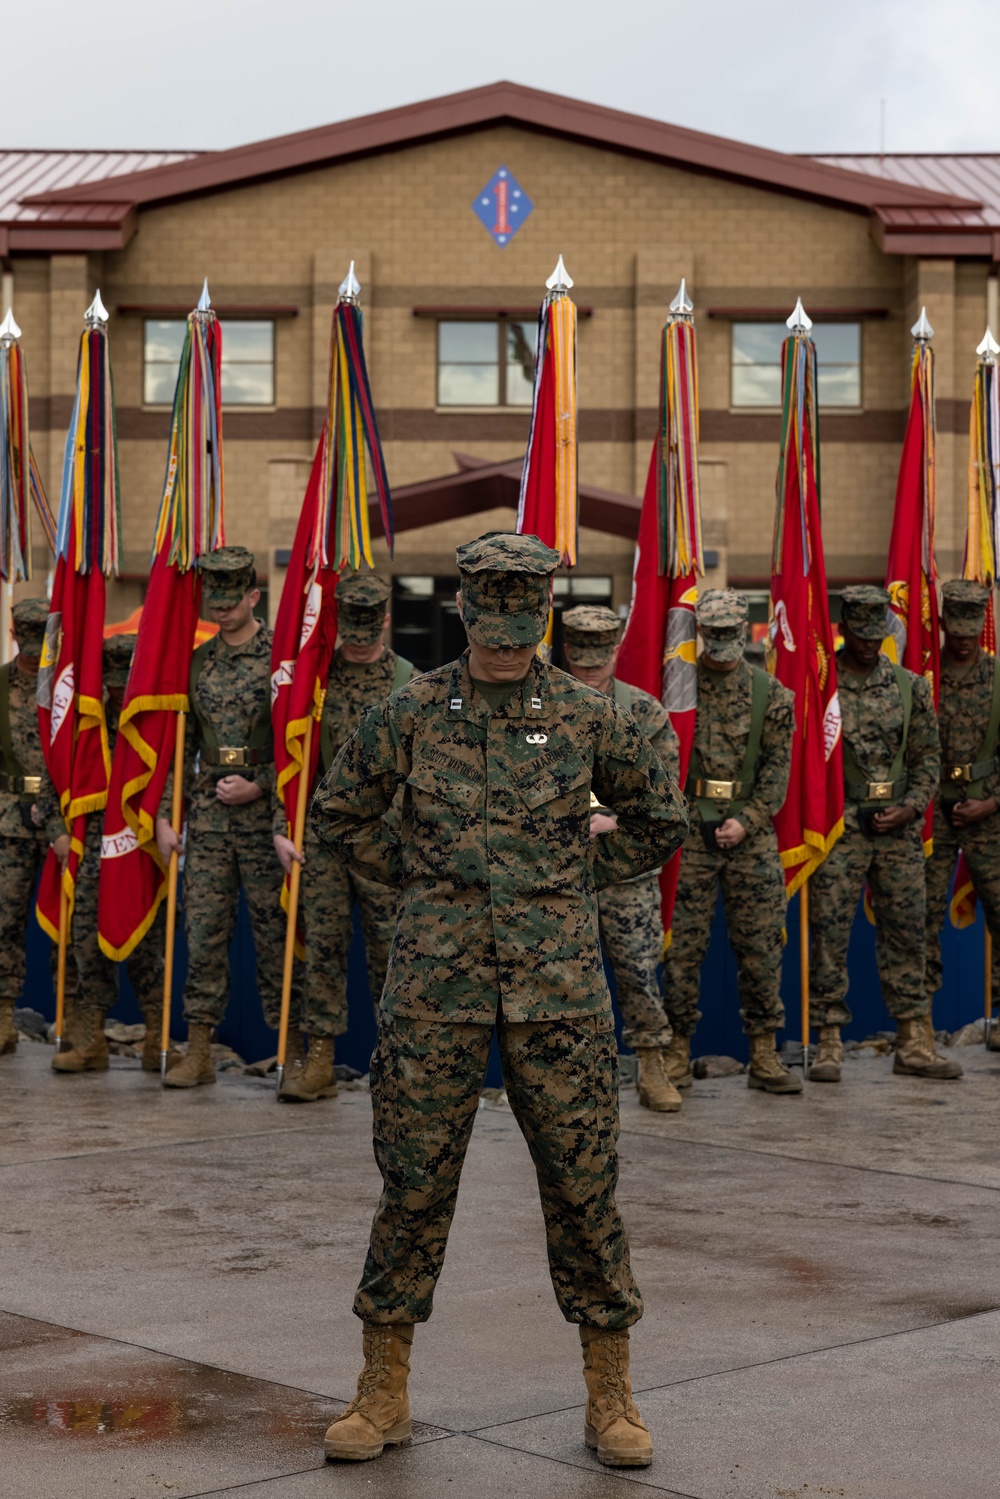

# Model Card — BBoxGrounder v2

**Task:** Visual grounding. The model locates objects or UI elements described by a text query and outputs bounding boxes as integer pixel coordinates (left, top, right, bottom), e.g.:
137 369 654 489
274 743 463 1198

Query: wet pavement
2 1039 1000 1497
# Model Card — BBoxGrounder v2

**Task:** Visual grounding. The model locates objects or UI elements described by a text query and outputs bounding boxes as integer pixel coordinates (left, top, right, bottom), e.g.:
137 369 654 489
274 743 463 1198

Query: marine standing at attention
312 532 688 1470
274 572 413 1102
560 603 683 1112
155 547 302 1088
662 589 800 1095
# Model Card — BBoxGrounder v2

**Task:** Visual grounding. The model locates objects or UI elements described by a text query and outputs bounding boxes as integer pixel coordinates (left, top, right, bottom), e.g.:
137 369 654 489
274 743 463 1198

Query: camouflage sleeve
734 678 795 838
590 699 688 889
36 765 64 844
309 700 407 887
644 699 680 784
901 674 940 817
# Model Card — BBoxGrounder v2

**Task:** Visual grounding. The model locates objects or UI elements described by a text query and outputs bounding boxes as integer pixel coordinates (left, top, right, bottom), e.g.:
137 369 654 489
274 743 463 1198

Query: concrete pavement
2 1037 999 1497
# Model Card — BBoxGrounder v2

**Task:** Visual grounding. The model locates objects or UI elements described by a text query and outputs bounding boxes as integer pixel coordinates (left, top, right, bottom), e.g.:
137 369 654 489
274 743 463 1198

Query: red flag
617 298 702 935
98 299 225 961
35 319 119 939
271 441 339 908
769 330 844 894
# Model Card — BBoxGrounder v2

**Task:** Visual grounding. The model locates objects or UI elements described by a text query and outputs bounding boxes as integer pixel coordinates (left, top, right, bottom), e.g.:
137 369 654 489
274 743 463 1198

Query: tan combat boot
579 1326 653 1468
51 1007 109 1073
747 1033 803 1094
808 1025 843 1083
323 1322 413 1461
634 1049 682 1112
0 1000 17 1056
986 1015 1000 1052
893 1015 963 1079
140 1008 183 1073
279 1035 337 1103
162 1023 216 1088
663 1032 693 1089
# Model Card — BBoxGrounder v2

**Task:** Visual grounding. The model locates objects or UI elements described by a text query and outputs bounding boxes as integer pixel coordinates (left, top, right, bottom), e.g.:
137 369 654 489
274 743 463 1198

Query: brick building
2 82 998 662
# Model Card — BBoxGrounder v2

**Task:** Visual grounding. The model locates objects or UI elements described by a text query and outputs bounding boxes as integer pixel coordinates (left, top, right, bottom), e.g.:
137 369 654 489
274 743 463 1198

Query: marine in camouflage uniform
561 604 682 1113
42 634 177 1075
807 585 959 1083
662 589 801 1095
277 572 412 1103
0 599 76 1056
923 581 1000 1051
314 533 688 1470
157 547 302 1090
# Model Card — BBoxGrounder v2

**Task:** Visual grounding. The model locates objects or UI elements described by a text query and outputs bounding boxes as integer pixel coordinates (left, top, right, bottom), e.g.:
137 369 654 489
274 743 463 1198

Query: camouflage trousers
598 873 672 1050
355 1011 642 1329
809 808 927 1028
662 822 787 1037
0 831 75 1005
71 814 165 1014
181 822 302 1029
300 829 397 1038
925 803 1000 1012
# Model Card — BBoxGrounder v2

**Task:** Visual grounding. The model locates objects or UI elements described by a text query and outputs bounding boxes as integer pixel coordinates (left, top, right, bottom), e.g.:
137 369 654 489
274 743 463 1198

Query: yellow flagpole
159 711 185 1078
276 715 313 1095
800 882 810 1078
54 883 69 1052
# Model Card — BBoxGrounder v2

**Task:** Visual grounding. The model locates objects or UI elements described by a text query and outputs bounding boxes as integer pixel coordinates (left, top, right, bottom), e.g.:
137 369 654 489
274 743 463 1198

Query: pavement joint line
179 1463 331 1498
618 1120 1000 1194
468 1431 701 1495
0 1119 335 1170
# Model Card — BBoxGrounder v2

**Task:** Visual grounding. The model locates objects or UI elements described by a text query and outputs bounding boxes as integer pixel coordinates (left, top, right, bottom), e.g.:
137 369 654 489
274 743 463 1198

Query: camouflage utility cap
103 633 137 687
941 579 989 639
336 572 391 646
11 597 49 646
457 531 558 648
840 585 890 641
200 546 256 608
697 588 749 663
562 605 623 665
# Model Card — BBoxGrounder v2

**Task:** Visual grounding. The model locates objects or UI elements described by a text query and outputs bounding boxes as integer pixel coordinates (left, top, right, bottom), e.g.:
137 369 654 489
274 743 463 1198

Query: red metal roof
812 154 1000 227
0 149 199 223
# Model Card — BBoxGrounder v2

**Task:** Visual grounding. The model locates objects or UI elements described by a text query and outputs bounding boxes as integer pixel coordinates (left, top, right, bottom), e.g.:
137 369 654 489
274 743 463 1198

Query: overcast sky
4 0 998 155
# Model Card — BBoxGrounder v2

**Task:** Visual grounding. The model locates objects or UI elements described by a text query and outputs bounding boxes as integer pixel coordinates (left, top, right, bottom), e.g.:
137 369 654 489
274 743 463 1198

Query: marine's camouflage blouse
0 663 47 841
311 653 689 1024
936 652 1000 805
689 659 795 836
319 648 412 773
836 651 939 814
616 682 680 784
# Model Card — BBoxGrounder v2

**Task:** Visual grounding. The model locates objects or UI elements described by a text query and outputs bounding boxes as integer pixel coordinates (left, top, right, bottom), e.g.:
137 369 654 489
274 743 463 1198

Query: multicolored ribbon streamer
314 301 393 571
773 332 821 579
657 318 702 577
517 289 578 567
152 310 225 568
964 349 1000 600
56 324 122 575
0 333 57 579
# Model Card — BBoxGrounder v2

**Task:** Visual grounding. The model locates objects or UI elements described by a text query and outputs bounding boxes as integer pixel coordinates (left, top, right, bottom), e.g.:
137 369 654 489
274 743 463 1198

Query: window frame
729 320 863 412
142 316 277 410
436 315 539 410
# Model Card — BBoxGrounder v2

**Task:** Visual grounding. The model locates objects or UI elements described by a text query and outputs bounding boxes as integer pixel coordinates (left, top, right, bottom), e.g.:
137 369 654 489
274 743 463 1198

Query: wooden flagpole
800 882 810 1078
276 714 313 1095
159 711 186 1078
54 883 69 1051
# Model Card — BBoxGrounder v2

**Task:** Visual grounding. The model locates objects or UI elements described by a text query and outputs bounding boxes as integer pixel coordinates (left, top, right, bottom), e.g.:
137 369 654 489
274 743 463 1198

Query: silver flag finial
197 278 211 313
0 308 21 343
545 255 574 293
977 327 1000 362
911 306 934 343
338 260 361 303
84 290 109 327
668 278 694 318
786 297 813 334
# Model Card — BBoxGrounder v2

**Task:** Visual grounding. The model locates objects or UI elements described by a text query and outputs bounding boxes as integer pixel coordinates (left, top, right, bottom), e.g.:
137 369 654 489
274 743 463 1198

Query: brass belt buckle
220 747 245 768
702 778 735 801
867 780 894 801
21 775 41 795
947 763 971 783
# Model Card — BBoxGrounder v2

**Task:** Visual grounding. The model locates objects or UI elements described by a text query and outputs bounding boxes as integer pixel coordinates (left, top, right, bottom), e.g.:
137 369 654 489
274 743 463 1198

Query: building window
731 323 861 409
437 319 538 407
143 319 275 406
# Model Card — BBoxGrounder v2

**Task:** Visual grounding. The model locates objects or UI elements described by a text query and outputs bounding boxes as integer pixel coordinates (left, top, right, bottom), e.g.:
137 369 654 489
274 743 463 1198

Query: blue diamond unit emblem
471 166 534 247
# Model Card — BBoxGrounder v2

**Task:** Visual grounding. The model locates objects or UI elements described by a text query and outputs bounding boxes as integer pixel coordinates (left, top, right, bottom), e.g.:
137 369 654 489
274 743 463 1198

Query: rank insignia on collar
530 697 543 709
526 732 548 745
450 698 463 710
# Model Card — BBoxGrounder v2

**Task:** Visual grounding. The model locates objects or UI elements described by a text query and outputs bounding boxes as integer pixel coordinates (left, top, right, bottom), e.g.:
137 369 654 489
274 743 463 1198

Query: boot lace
595 1336 631 1418
350 1329 392 1412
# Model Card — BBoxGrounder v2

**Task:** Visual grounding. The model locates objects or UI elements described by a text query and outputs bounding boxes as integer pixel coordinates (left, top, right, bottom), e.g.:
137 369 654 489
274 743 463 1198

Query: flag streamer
964 342 1000 647
657 319 702 577
517 287 578 567
0 330 57 580
152 311 225 568
314 301 393 571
